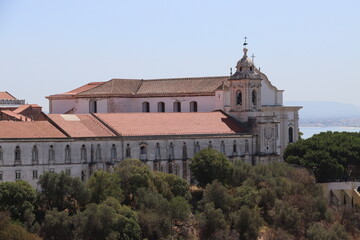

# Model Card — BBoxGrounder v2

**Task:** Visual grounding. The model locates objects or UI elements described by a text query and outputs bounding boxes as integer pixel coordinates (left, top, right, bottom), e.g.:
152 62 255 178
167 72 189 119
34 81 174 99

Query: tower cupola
231 47 261 80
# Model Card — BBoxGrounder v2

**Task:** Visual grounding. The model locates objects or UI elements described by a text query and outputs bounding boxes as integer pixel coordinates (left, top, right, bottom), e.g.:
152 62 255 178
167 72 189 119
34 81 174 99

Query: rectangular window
0 171 3 181
65 168 71 176
15 170 21 180
33 170 38 179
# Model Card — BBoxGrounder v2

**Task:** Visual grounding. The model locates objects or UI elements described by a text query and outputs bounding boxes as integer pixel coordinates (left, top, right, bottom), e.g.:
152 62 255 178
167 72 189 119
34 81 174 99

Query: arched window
250 66 253 72
195 142 200 154
49 145 55 163
233 140 238 157
208 141 212 149
125 144 131 158
245 140 249 153
252 90 257 106
142 102 150 112
169 143 174 160
182 142 187 160
96 144 102 161
289 127 294 143
90 100 97 113
0 146 3 165
32 145 39 164
236 91 242 105
81 145 87 162
140 145 147 161
155 143 161 160
220 141 225 154
173 101 181 112
81 170 86 182
190 101 198 112
65 145 71 163
14 146 21 165
157 102 165 112
111 144 117 160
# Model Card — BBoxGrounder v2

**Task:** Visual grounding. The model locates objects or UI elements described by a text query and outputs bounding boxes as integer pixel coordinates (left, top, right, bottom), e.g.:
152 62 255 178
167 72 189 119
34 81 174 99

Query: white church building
0 46 301 187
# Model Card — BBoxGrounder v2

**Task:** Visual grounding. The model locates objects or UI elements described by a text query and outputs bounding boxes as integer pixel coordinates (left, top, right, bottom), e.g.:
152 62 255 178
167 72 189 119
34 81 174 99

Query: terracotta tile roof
136 77 229 95
47 82 105 98
50 77 230 98
79 79 143 96
0 110 30 121
48 114 116 137
0 91 16 100
0 121 66 138
95 111 246 136
13 104 41 114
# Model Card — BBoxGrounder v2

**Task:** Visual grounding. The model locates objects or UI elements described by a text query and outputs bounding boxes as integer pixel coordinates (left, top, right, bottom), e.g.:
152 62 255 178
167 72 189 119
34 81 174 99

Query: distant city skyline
0 0 359 112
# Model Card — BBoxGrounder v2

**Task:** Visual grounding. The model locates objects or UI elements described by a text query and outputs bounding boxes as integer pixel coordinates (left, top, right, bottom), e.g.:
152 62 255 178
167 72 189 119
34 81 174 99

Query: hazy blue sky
0 0 359 112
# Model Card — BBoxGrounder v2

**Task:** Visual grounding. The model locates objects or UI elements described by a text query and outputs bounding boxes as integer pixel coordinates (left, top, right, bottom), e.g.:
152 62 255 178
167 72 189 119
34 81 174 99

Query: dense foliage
0 150 359 239
284 131 360 182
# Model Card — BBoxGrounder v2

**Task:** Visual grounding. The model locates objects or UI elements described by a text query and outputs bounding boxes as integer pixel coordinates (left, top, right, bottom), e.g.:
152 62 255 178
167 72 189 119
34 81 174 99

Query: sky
0 0 359 112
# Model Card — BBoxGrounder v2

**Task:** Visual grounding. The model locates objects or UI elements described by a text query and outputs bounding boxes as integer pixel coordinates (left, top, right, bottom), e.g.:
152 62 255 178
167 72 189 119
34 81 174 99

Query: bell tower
229 44 262 113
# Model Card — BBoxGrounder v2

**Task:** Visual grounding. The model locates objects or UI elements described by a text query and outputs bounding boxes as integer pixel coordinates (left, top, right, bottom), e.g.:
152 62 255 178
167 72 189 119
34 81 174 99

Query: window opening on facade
236 91 242 105
96 144 102 161
158 102 165 112
126 144 131 158
14 146 21 165
15 170 21 180
182 142 187 160
195 142 200 154
140 145 147 161
33 170 38 179
233 140 238 157
0 147 3 165
252 90 257 106
169 143 174 160
208 141 212 149
49 145 55 163
142 102 150 112
81 145 87 162
111 144 117 160
65 145 71 163
173 101 181 112
220 141 225 154
155 143 161 160
32 145 38 164
90 100 97 113
289 127 294 143
190 101 198 112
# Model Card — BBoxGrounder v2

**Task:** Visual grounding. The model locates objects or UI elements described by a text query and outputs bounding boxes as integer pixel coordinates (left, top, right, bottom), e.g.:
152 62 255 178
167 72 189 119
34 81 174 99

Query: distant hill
285 101 360 120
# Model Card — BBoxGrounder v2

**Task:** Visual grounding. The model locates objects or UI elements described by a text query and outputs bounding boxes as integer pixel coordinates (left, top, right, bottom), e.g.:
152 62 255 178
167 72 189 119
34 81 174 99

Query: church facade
0 47 301 188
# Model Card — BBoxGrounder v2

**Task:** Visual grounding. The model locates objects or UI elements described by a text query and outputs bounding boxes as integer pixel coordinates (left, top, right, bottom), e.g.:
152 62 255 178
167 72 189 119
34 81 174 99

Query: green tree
0 181 37 222
41 210 74 240
0 212 41 240
38 171 90 214
199 203 228 239
115 159 154 204
190 148 234 187
232 206 263 240
284 132 360 182
87 170 124 204
200 180 234 214
170 196 191 222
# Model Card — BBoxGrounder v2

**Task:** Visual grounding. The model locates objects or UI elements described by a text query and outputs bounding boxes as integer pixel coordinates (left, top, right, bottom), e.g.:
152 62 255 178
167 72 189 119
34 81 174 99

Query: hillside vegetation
0 148 359 239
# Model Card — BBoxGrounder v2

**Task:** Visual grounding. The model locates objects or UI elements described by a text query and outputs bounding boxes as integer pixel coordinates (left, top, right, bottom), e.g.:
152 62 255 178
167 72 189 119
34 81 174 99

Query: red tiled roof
0 121 66 138
48 77 230 98
13 104 41 114
1 110 30 121
48 114 116 137
95 112 245 136
47 82 105 97
0 91 16 100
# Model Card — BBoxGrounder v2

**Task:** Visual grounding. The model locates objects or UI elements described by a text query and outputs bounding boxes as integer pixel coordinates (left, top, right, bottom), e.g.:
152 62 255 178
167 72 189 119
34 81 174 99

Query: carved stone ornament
264 126 273 140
